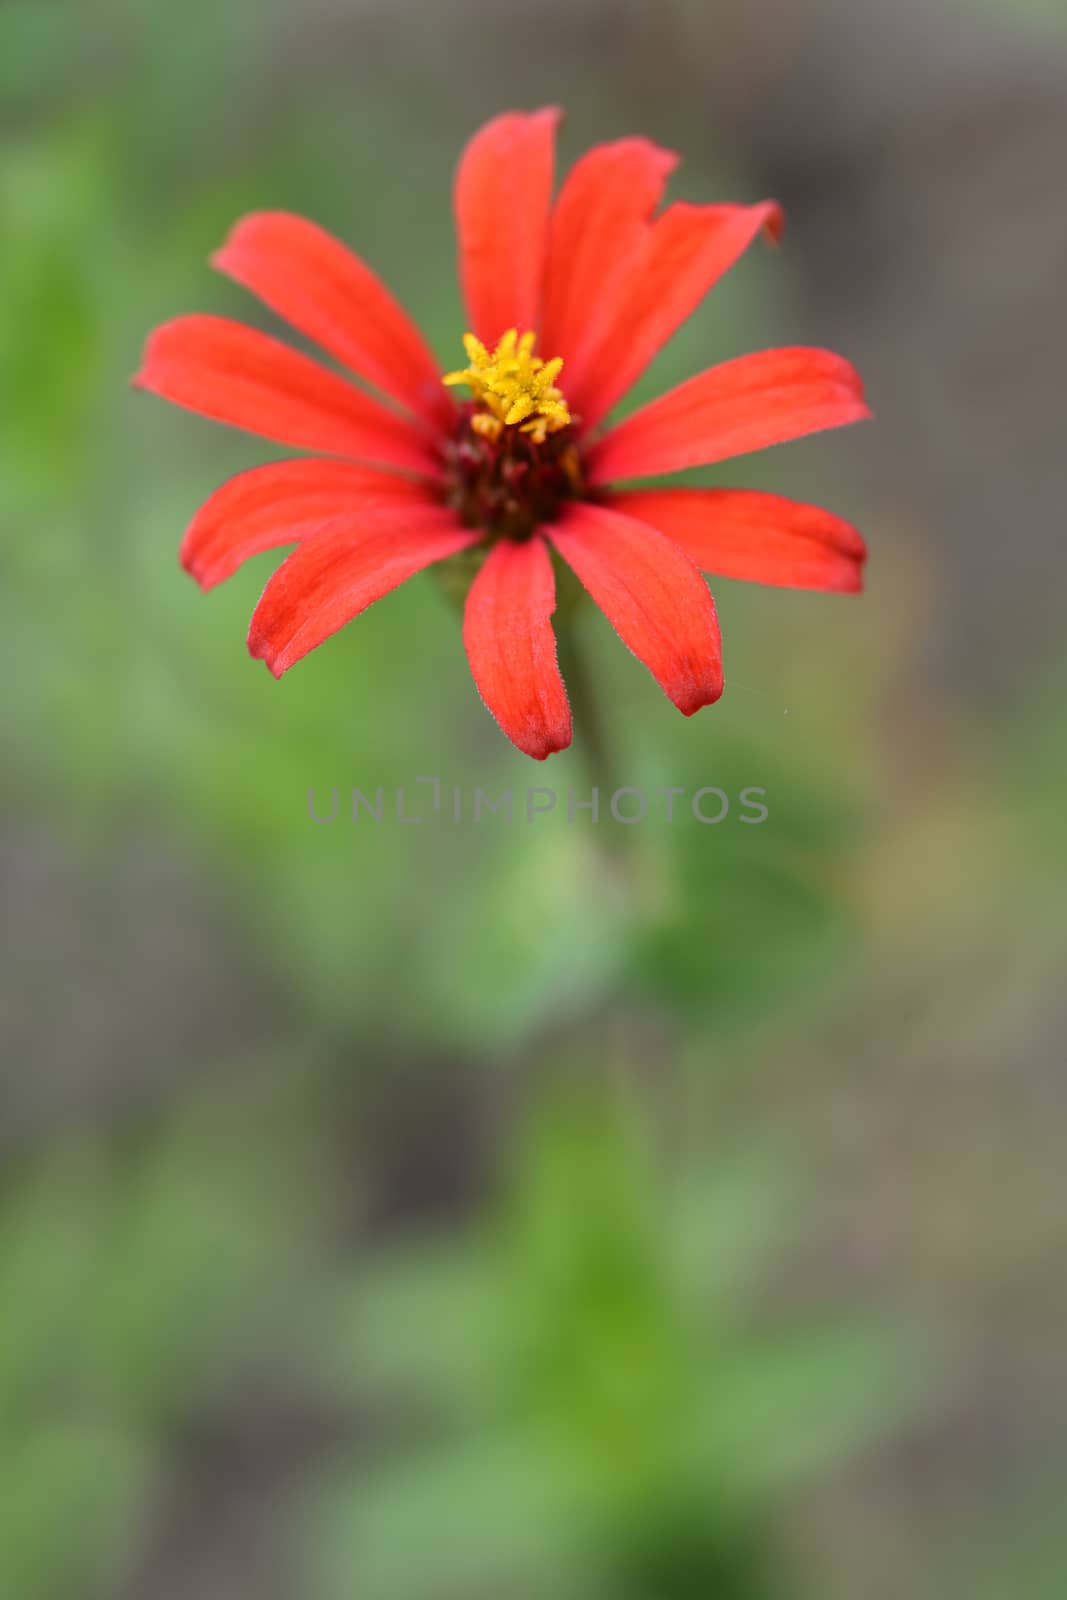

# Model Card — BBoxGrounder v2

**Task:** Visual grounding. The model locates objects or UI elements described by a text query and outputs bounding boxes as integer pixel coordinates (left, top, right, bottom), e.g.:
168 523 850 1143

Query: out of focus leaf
0 1421 148 1600
694 1320 925 1501
307 1431 580 1600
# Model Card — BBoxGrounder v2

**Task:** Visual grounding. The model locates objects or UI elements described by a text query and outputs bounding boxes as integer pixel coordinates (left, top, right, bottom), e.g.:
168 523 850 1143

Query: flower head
134 109 870 759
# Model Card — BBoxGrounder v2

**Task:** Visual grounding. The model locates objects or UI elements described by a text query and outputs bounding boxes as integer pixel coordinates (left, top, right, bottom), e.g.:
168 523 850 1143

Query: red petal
610 488 866 592
546 502 722 715
454 108 560 346
181 459 434 590
574 201 784 430
212 212 452 429
463 536 571 760
589 347 871 484
539 138 678 403
247 503 477 676
134 315 440 475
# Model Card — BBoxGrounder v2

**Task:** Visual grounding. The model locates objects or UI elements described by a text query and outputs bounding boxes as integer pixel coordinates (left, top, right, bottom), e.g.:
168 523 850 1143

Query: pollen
443 329 572 445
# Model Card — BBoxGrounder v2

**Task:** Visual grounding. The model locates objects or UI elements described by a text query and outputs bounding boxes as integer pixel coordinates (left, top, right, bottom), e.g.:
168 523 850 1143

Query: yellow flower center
443 329 572 445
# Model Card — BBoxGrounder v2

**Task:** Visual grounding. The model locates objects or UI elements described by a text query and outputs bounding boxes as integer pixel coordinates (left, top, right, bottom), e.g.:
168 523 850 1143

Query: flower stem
557 621 618 800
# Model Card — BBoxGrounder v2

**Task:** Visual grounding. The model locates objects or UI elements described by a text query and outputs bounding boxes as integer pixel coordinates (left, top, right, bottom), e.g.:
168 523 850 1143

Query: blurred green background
2 1 1066 1596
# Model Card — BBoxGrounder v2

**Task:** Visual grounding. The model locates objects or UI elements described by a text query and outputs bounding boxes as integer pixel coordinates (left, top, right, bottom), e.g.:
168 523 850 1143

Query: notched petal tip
131 318 206 397
209 208 317 267
130 322 172 391
246 622 288 677
535 731 573 761
207 212 297 281
209 209 273 259
762 202 786 245
679 673 725 717
179 546 215 591
469 104 563 143
513 717 573 761
257 653 290 681
839 546 868 594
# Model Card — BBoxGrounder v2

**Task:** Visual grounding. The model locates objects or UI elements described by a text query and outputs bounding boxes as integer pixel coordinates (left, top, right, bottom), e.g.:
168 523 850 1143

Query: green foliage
306 1086 918 1600
0 1421 147 1600
0 1105 303 1599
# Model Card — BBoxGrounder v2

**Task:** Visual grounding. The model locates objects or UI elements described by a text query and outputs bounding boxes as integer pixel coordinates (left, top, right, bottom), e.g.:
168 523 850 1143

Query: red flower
135 108 870 760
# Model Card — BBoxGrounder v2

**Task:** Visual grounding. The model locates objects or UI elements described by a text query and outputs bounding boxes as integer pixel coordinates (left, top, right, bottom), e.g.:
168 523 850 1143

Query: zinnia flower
135 108 870 759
